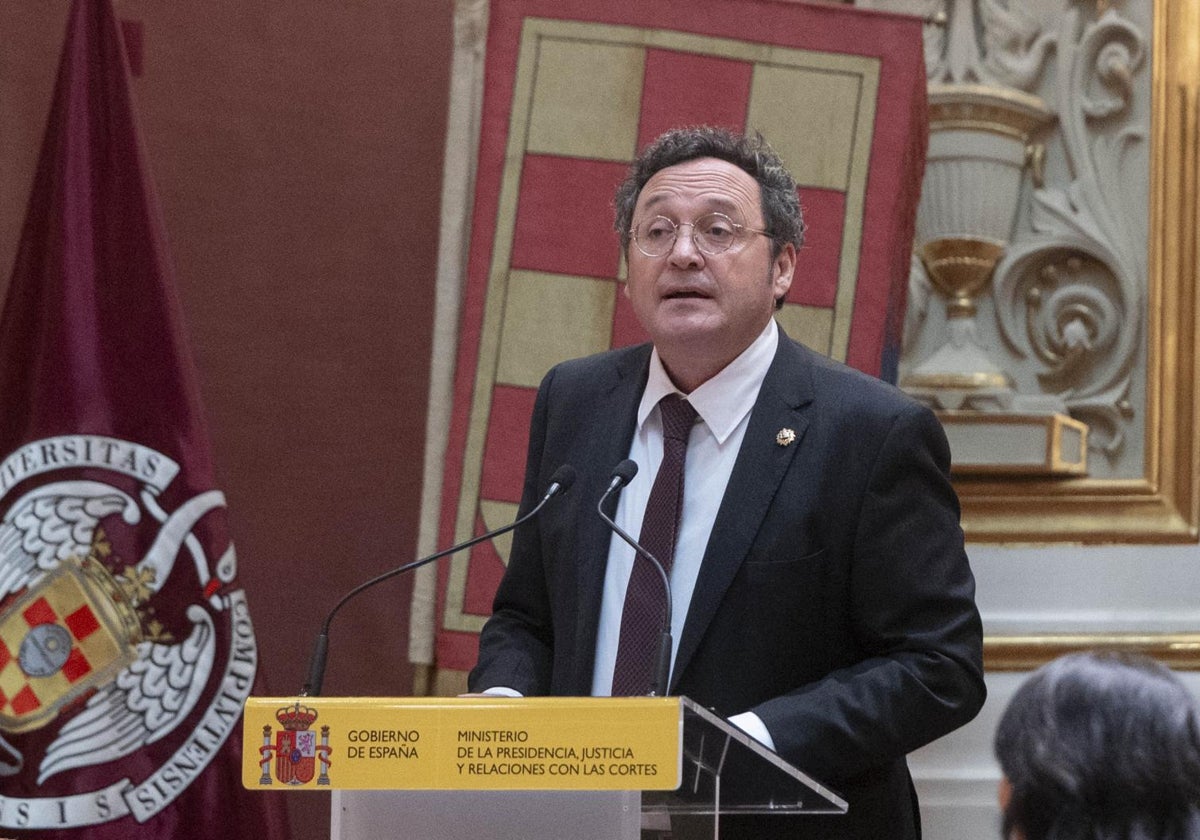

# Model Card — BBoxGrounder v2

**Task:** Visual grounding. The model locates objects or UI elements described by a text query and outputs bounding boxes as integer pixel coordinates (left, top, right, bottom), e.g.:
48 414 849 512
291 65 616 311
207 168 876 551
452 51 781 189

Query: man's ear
772 242 796 301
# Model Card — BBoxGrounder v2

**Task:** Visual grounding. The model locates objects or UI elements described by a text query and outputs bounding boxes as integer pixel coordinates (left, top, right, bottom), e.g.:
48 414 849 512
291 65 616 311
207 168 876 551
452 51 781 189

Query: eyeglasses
630 212 772 258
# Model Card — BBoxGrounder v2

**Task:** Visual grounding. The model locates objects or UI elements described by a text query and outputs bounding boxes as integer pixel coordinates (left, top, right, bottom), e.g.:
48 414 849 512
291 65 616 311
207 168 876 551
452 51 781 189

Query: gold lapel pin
776 428 796 447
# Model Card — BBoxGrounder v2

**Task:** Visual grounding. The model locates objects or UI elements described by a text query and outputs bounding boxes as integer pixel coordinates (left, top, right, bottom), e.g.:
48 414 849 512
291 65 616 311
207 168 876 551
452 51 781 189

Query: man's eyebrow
639 193 742 215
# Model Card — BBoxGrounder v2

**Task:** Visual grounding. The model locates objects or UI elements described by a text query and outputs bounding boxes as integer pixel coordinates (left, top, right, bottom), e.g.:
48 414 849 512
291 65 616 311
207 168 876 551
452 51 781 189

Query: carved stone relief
859 0 1151 479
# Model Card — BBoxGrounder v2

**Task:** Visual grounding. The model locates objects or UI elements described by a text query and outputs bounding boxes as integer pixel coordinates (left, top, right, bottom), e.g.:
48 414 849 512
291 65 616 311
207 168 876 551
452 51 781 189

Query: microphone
596 459 673 698
300 464 577 696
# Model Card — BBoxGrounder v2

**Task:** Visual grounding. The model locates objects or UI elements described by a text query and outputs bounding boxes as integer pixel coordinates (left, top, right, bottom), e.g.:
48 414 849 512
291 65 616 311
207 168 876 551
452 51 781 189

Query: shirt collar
638 319 779 444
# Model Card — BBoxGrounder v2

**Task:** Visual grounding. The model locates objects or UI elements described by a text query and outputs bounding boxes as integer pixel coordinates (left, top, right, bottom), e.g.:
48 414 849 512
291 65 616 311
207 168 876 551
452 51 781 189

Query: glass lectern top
644 697 848 816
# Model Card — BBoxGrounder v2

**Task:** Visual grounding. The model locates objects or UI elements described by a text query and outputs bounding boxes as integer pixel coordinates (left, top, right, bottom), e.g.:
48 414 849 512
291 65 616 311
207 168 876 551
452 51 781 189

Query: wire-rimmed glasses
630 212 772 258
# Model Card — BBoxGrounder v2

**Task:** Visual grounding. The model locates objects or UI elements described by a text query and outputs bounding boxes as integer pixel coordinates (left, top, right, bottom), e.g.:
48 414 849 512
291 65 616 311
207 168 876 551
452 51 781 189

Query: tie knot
659 394 697 442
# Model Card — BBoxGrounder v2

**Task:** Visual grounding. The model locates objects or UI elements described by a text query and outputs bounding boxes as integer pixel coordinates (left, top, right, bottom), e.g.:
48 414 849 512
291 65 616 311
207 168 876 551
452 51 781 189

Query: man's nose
668 225 704 268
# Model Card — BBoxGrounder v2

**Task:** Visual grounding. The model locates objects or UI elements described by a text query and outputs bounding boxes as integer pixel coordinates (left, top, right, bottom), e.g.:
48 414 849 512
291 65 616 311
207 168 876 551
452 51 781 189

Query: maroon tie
611 394 698 696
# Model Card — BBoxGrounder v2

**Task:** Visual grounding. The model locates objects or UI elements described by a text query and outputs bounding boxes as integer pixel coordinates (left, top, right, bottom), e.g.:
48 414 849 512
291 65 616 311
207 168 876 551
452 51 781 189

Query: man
469 126 986 839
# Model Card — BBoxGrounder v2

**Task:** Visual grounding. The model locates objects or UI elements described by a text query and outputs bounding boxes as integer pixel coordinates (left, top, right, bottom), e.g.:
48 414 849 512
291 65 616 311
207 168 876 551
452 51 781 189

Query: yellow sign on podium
243 696 682 791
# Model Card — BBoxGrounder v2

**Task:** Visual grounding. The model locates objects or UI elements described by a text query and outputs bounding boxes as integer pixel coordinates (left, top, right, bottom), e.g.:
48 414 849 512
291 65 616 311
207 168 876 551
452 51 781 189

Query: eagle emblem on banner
0 435 258 827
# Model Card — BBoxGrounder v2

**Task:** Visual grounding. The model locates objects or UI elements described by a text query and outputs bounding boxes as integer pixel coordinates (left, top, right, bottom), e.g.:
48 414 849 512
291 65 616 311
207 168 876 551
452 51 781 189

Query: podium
243 696 846 839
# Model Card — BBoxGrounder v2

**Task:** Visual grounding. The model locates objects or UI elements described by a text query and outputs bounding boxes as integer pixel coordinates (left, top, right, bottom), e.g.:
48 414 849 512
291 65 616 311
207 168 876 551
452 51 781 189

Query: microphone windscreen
548 464 576 493
612 459 639 487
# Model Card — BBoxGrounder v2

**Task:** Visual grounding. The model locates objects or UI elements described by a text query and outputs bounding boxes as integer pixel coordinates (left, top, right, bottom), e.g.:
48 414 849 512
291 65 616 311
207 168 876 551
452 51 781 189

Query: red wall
0 2 453 837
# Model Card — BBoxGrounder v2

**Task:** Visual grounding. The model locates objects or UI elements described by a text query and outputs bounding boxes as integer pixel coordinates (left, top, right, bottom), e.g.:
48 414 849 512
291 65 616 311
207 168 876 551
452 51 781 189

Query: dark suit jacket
470 326 986 839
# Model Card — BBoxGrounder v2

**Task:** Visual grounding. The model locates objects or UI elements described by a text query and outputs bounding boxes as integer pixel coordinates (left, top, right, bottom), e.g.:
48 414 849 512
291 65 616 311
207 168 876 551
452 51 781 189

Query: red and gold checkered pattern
0 566 129 732
434 0 928 671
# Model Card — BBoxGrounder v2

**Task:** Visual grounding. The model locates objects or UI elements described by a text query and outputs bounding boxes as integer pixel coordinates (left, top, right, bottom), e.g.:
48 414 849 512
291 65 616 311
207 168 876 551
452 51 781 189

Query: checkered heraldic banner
433 0 927 672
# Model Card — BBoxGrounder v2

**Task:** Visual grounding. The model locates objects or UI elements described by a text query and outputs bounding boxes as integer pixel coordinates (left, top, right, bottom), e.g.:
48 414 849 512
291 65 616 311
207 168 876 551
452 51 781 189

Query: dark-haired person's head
994 650 1200 840
613 125 805 312
612 126 803 389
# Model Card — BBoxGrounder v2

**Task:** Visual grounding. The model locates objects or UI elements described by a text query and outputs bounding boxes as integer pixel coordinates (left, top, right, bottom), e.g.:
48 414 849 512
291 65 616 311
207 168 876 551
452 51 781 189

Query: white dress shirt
589 319 778 747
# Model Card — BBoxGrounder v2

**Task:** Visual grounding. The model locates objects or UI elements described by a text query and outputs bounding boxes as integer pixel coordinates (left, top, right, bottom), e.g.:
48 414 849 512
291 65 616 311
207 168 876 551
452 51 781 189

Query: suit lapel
569 345 650 693
671 333 815 689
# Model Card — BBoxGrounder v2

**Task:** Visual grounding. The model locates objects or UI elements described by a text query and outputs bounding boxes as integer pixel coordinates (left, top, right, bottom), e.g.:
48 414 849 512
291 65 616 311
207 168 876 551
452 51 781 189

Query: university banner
430 0 928 678
0 1 287 836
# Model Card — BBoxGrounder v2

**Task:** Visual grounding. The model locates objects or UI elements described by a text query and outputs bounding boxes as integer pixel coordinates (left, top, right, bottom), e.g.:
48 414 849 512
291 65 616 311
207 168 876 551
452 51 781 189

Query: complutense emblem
0 435 259 829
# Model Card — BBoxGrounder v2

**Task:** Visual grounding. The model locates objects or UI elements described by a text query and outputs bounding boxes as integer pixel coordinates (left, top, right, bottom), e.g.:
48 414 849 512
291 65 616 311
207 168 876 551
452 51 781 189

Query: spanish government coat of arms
257 702 332 786
0 435 259 829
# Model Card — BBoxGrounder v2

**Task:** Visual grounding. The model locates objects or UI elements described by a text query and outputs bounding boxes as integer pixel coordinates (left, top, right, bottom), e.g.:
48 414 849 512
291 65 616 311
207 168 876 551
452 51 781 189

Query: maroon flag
0 1 287 837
